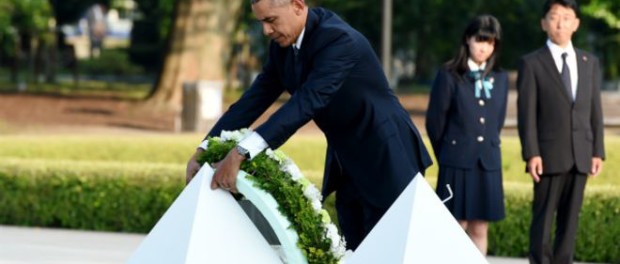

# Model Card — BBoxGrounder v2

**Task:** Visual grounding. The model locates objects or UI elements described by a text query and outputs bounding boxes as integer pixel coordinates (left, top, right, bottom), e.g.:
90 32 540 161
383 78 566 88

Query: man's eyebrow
260 16 276 22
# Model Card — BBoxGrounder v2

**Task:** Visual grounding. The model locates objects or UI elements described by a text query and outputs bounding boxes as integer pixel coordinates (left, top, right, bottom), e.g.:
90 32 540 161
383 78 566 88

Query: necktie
561 52 572 101
293 46 299 57
292 46 302 88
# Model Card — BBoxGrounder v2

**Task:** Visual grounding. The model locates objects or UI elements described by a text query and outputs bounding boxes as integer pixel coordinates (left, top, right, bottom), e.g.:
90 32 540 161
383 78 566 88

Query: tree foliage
0 0 54 56
581 0 620 79
305 0 619 82
49 0 109 25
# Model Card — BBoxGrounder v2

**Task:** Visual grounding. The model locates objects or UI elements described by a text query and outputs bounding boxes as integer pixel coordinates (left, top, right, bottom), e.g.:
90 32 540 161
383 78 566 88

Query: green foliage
488 183 620 263
50 0 110 25
10 0 53 34
79 49 146 76
488 183 532 257
582 0 620 30
0 134 200 164
0 159 184 232
0 79 152 100
1 133 619 262
302 0 619 81
0 158 618 262
0 0 53 57
128 0 175 70
581 0 620 79
197 138 341 264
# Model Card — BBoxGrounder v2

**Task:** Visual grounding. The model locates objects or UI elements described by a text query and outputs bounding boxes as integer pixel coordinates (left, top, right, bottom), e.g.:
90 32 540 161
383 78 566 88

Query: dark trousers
529 170 587 264
335 175 388 251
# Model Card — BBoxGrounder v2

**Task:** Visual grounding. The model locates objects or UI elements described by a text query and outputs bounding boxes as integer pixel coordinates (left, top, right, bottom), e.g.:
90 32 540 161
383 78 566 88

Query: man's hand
590 157 603 178
210 147 246 193
185 148 205 185
528 156 543 183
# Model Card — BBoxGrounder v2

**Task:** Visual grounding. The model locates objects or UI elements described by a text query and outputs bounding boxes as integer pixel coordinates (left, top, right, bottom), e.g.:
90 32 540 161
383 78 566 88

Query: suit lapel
537 47 573 104
574 49 590 105
288 9 321 93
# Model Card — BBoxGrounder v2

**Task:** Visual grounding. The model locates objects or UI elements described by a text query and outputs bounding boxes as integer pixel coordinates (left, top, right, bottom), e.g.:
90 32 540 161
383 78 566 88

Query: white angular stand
126 166 282 264
235 171 307 264
345 173 488 264
128 168 487 264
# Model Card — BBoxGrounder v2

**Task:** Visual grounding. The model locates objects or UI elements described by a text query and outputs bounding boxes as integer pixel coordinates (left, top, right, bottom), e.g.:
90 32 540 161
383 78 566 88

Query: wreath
197 129 346 264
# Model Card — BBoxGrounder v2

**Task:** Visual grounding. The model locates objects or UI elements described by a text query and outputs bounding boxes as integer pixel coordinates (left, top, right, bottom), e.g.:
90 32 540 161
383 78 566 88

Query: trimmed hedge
489 182 620 263
0 159 618 262
0 159 184 233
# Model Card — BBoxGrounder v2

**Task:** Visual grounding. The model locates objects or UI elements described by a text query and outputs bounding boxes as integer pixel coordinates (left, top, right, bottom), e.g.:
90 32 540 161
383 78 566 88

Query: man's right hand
186 148 205 185
527 156 543 183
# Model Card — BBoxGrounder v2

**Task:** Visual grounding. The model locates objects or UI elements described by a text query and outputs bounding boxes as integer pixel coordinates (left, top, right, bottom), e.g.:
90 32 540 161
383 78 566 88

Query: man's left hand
210 147 246 193
590 157 603 178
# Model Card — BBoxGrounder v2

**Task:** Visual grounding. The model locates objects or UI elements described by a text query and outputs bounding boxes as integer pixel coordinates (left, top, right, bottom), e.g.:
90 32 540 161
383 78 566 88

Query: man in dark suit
185 0 432 250
517 0 605 263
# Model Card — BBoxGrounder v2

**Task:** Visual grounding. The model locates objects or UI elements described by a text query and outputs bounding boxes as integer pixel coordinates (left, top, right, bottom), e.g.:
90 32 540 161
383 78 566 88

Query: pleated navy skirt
435 162 505 221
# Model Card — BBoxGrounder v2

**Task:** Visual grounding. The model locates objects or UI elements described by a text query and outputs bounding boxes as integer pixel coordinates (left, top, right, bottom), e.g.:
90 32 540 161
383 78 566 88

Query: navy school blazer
426 68 509 170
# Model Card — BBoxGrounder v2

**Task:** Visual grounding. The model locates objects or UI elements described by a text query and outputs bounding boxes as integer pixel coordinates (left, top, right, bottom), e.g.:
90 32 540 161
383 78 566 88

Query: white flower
282 162 304 181
220 128 252 142
303 184 323 206
265 148 287 165
265 148 276 160
325 223 346 258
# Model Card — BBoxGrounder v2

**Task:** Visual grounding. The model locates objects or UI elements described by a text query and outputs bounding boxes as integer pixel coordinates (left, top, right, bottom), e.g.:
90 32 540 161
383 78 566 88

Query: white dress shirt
546 39 578 100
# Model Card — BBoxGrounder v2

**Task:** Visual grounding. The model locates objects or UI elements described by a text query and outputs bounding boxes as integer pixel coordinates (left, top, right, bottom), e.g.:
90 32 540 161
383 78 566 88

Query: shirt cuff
238 132 268 160
198 140 209 150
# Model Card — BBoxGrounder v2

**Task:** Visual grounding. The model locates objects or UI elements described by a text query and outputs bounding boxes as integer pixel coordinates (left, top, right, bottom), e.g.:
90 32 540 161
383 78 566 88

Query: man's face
541 4 580 47
252 0 305 47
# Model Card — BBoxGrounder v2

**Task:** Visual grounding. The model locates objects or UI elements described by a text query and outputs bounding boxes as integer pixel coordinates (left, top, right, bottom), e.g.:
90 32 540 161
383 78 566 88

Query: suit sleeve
517 57 540 161
590 57 605 159
497 72 509 133
425 68 454 158
256 31 361 149
207 46 284 139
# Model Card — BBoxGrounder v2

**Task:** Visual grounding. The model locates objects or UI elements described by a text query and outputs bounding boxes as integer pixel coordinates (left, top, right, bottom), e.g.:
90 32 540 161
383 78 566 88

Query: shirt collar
293 27 306 50
546 39 575 58
467 58 486 72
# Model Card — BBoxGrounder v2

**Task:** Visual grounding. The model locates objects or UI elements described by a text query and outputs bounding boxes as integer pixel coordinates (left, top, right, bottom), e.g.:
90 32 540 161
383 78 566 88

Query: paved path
0 225 557 264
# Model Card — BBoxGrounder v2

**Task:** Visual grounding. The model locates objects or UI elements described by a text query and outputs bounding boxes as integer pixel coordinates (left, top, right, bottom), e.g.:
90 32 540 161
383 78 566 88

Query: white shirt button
451 140 456 145
477 136 484 142
480 117 485 124
479 100 485 106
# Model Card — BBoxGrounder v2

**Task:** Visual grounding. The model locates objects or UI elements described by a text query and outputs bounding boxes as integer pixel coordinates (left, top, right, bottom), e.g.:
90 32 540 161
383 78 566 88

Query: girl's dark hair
445 15 502 80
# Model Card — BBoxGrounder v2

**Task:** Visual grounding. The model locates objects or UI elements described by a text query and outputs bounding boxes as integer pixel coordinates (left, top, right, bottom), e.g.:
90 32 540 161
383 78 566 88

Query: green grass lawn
0 133 618 190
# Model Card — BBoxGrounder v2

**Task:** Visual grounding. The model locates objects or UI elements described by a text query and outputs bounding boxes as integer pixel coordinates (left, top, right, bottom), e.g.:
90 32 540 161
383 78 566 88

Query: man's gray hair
250 0 291 6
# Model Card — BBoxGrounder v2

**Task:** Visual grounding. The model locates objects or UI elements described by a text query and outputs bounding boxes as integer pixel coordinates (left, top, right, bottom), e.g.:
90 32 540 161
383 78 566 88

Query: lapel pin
583 56 588 62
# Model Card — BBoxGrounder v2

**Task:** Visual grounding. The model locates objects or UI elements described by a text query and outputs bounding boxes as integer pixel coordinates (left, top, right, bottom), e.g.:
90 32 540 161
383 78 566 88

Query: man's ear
292 0 305 14
572 18 580 33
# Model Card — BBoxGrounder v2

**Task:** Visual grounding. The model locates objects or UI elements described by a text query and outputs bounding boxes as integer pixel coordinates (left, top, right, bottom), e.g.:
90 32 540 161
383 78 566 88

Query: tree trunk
146 0 242 111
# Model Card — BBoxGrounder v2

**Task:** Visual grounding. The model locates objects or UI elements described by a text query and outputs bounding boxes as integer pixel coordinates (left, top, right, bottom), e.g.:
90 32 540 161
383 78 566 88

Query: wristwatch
235 145 251 159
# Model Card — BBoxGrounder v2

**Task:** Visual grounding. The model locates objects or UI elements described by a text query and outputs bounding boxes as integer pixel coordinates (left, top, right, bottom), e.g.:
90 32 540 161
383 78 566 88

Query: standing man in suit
185 0 432 250
517 0 605 263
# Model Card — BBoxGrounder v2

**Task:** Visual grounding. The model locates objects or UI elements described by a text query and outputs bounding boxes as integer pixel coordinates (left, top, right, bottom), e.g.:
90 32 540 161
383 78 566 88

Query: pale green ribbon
470 70 493 99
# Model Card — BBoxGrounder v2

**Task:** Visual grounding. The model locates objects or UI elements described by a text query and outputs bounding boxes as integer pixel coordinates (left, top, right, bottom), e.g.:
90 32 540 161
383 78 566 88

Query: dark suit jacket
426 68 509 170
208 8 432 209
517 47 605 174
